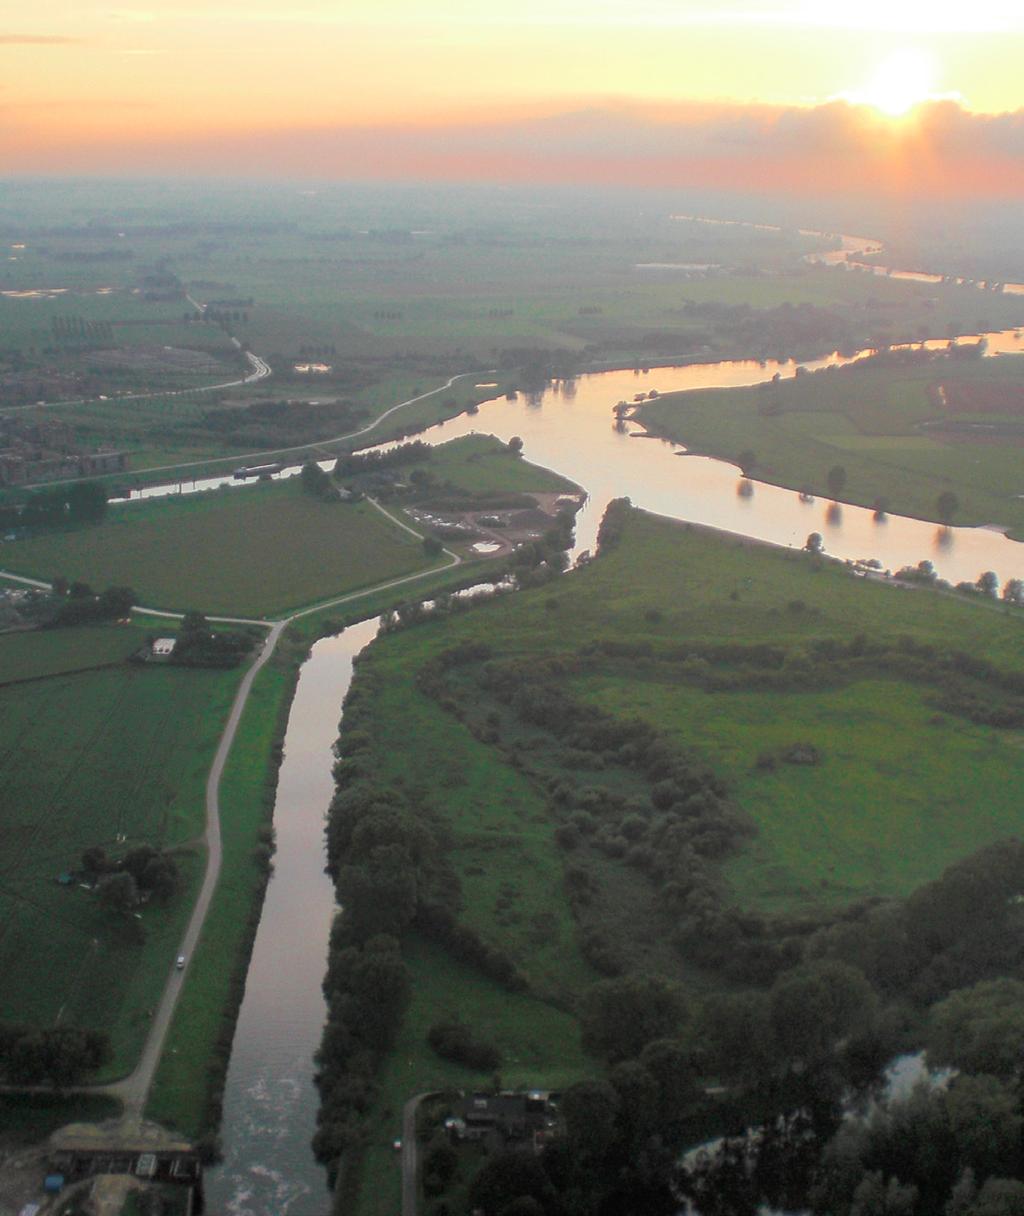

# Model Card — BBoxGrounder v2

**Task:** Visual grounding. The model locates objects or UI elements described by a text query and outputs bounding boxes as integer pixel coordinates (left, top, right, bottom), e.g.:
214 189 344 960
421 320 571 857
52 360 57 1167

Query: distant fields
639 350 1024 538
1 481 439 617
0 626 243 1075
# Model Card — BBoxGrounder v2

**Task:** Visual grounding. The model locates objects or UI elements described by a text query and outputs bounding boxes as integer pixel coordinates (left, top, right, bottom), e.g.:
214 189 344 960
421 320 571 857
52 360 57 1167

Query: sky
3 0 1024 190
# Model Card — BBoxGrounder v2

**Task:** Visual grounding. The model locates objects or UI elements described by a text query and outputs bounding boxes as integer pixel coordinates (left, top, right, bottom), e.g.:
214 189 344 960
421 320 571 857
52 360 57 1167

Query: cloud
0 34 82 45
7 97 1024 197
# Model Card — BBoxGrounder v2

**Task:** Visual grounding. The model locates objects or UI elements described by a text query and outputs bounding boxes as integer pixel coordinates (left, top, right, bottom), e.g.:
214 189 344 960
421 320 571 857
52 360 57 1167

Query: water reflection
359 360 1024 588
206 619 381 1216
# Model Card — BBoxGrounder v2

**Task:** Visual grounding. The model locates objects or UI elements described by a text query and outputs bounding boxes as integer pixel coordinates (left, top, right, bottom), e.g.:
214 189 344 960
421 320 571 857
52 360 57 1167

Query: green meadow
0 624 243 1076
1 481 439 618
330 506 1023 1211
639 349 1024 538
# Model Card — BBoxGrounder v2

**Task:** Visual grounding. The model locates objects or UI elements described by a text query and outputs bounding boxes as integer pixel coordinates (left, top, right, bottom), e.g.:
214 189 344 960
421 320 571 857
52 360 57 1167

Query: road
0 514 465 1130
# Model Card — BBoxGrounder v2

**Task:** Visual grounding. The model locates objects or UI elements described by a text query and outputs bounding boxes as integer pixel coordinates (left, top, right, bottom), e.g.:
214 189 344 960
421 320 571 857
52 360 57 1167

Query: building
446 1091 559 1150
151 638 176 660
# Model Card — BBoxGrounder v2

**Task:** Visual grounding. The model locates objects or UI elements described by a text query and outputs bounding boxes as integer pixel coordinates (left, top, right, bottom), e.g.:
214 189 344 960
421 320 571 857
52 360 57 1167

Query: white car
175 954 186 971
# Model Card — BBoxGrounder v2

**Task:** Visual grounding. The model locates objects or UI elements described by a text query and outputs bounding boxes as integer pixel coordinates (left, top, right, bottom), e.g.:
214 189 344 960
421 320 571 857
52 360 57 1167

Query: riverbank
636 345 1024 543
316 502 1024 1213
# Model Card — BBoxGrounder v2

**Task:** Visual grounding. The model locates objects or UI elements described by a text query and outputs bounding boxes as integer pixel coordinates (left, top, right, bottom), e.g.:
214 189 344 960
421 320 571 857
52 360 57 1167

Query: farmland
639 345 1024 538
7 183 1024 492
0 623 244 1078
0 480 441 617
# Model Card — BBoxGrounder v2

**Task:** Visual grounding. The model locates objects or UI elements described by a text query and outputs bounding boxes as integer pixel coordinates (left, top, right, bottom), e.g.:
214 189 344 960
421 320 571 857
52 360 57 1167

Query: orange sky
2 0 1024 181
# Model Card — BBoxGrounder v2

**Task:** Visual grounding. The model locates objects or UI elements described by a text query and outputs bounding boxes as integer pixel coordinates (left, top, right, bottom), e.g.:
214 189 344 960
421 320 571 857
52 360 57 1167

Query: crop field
0 627 242 1073
0 290 234 357
639 349 1024 538
0 620 151 684
0 480 439 617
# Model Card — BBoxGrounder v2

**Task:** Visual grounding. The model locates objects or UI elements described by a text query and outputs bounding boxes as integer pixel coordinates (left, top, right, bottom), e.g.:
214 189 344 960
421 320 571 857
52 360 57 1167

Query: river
205 619 380 1215
202 236 1024 1213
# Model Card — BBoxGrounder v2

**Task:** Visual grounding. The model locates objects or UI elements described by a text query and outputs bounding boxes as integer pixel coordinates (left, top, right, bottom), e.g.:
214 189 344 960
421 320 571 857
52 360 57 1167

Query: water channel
203 241 1024 1213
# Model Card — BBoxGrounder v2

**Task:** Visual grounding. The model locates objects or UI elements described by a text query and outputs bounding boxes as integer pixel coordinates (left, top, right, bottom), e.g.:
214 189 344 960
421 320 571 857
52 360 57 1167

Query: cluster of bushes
317 660 526 1188
199 398 368 447
582 633 1024 729
82 843 181 906
333 440 433 479
427 1020 502 1071
0 1023 109 1088
169 611 259 668
0 479 109 533
300 460 340 501
314 932 410 1174
48 582 134 628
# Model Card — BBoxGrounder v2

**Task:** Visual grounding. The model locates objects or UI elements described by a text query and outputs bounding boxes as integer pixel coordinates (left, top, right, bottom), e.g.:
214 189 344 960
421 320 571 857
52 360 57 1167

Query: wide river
205 249 1024 1214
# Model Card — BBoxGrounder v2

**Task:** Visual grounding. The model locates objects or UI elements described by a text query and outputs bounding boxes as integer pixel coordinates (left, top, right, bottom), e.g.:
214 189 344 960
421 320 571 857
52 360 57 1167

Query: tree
969 1179 1024 1216
976 571 999 597
580 974 686 1063
66 480 108 524
4 1025 109 1089
927 978 1024 1078
805 532 824 554
467 1150 555 1216
850 1172 918 1216
97 871 138 914
507 436 524 455
1001 579 1023 606
737 449 757 475
937 491 960 525
827 465 847 498
769 960 876 1064
300 460 333 499
423 536 443 558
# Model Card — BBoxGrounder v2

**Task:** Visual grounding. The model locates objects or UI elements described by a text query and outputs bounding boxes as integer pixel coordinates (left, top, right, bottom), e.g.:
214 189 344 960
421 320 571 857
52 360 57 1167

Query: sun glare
848 49 937 116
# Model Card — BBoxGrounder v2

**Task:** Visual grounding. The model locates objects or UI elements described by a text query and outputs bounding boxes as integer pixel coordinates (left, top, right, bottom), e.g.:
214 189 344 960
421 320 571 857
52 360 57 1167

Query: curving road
0 508 465 1131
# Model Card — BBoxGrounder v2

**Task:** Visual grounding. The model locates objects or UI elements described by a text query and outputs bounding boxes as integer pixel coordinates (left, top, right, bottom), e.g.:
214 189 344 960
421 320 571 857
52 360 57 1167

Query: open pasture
0 632 242 1072
640 349 1024 538
0 480 439 617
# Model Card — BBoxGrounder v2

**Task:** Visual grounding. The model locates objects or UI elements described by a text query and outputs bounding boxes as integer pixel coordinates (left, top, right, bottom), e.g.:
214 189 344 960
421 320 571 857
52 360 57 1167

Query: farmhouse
446 1091 559 1150
151 638 177 660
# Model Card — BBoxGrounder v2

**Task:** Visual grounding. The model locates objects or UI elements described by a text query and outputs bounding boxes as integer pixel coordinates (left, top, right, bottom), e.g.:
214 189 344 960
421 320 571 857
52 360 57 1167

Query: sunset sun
848 48 939 116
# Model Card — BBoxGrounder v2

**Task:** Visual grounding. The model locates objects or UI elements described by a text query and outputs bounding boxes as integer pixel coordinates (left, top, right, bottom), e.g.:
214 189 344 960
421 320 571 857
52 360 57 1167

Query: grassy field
639 349 1024 538
0 620 151 684
357 935 592 1216
415 433 579 496
330 504 1024 1212
0 481 440 617
578 673 1024 915
146 659 289 1137
0 624 243 1076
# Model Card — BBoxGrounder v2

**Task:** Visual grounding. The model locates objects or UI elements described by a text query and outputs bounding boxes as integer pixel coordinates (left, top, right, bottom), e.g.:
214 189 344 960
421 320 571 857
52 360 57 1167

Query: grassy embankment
142 436 577 1140
0 623 244 1086
326 506 1024 1214
638 349 1024 539
0 480 441 618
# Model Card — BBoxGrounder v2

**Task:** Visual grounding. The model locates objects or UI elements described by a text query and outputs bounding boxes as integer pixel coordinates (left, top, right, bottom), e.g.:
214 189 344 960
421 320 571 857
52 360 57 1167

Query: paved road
0 344 272 418
401 1092 432 1216
105 617 287 1125
0 514 466 1128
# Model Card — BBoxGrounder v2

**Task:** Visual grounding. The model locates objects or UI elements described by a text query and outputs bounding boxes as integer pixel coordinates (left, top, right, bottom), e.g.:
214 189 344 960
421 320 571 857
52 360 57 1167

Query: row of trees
0 1023 109 1089
0 479 109 534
